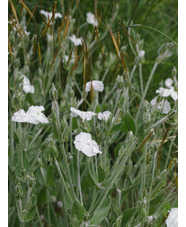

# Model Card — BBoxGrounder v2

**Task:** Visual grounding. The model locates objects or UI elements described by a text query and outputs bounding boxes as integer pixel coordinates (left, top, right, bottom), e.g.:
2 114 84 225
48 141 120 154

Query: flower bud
156 42 175 64
49 83 58 101
172 66 177 78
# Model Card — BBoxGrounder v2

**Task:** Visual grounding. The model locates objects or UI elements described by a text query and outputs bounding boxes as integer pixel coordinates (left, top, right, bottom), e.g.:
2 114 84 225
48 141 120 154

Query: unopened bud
49 83 58 101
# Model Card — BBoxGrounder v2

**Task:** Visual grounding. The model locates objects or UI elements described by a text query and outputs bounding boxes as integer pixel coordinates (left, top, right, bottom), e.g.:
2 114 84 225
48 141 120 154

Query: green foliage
8 0 177 226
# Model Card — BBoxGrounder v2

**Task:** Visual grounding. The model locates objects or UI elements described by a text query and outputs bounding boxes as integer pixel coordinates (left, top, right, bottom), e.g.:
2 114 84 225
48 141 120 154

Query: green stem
46 189 51 227
18 124 23 169
139 63 143 95
77 151 83 205
89 138 137 214
36 206 43 227
130 63 137 82
10 120 14 169
55 159 73 203
60 144 77 200
141 144 147 207
136 62 158 121
147 149 157 214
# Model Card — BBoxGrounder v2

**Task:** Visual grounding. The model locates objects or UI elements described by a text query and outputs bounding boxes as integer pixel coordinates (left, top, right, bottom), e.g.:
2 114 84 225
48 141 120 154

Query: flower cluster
67 12 97 47
71 80 112 157
150 78 177 114
12 106 48 124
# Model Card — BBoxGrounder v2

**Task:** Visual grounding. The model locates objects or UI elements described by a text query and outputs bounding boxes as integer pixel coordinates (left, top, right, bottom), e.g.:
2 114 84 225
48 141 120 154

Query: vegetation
8 0 178 226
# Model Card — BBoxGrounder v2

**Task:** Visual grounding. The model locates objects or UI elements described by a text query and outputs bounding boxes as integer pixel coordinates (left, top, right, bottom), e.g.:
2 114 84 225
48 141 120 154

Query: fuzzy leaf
72 199 87 220
89 196 111 225
122 207 139 225
47 165 54 187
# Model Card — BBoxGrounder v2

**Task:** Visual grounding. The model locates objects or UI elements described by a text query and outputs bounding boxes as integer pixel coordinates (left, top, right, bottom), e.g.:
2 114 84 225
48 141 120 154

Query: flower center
87 142 91 146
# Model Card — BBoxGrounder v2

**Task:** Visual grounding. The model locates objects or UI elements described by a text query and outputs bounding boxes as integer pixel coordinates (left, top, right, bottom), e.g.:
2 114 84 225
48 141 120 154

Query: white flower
40 10 62 20
86 12 98 27
26 106 49 124
70 107 96 121
74 132 102 157
57 201 63 208
85 80 104 92
12 109 30 123
69 34 82 46
156 87 178 101
165 78 173 88
139 50 145 58
150 97 171 114
156 87 172 97
98 111 111 121
21 75 35 94
159 100 171 114
13 23 30 37
166 208 178 227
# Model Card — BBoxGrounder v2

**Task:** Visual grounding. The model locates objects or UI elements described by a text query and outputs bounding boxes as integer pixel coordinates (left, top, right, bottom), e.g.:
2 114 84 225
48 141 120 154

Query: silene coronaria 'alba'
21 75 35 94
11 109 30 123
69 34 82 46
70 107 96 121
156 87 178 101
12 106 48 124
86 12 98 27
98 111 111 121
85 80 104 92
155 78 178 101
165 208 178 227
40 10 62 20
165 78 173 88
150 97 171 114
74 132 102 157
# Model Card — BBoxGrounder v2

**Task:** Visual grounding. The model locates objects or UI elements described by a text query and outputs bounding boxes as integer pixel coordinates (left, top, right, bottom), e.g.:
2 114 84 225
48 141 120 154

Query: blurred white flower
40 10 62 20
70 107 96 121
26 106 49 124
147 216 153 224
150 97 171 114
21 75 35 94
57 201 63 208
12 109 30 123
139 50 145 58
74 132 102 157
156 87 178 101
165 78 173 88
166 208 178 227
156 87 172 97
69 34 82 46
12 22 30 37
86 12 98 26
98 111 111 121
85 80 104 92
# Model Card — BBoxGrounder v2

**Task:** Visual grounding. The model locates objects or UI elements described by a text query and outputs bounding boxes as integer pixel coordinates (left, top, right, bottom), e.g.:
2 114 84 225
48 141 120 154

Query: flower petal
85 80 104 92
166 208 178 227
